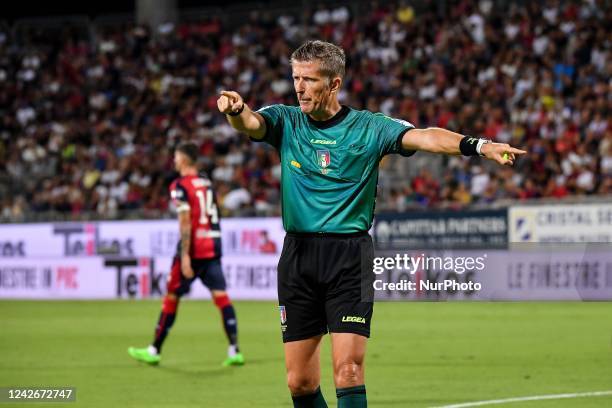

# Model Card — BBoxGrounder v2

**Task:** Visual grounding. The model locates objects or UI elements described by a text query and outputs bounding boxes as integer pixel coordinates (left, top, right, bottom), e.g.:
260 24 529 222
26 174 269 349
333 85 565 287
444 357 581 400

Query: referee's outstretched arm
217 90 267 140
402 127 527 166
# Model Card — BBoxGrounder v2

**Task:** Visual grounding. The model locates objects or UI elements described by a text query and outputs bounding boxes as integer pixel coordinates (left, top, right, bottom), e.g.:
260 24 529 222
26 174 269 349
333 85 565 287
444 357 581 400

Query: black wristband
459 136 480 156
227 103 245 116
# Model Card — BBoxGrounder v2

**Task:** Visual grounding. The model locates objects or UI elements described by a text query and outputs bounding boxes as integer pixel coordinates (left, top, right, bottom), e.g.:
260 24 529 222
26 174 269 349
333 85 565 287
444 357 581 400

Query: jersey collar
307 105 350 129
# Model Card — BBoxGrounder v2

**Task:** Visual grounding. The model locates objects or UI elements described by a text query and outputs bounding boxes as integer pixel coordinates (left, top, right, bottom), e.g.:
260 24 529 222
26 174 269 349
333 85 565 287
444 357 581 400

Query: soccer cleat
222 352 245 367
128 347 161 365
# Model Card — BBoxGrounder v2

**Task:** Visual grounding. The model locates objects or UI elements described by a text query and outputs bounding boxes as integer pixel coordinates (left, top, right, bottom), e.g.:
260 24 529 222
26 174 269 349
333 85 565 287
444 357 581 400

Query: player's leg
211 289 243 366
285 335 327 407
331 333 368 407
151 255 194 354
128 257 191 365
198 259 243 366
150 293 180 354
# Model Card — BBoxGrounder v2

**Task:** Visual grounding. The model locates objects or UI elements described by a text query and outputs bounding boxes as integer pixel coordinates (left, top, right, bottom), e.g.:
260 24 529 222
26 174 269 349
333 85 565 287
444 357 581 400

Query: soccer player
128 142 244 367
217 41 525 407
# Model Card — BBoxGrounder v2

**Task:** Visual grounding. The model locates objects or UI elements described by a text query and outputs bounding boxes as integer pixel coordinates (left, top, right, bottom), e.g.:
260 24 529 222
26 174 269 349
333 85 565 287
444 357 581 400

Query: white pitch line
432 390 612 408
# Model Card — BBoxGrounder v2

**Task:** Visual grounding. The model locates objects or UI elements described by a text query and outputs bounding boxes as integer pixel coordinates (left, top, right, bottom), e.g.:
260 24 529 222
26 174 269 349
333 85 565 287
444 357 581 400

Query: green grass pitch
1 301 611 407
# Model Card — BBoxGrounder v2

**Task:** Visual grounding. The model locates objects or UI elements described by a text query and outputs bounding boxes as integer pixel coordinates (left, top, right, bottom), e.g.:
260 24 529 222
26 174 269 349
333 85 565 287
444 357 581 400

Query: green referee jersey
254 104 415 233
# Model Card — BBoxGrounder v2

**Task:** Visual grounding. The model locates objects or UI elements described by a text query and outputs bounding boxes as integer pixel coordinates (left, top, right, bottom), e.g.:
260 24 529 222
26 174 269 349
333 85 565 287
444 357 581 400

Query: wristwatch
476 139 492 157
227 103 245 116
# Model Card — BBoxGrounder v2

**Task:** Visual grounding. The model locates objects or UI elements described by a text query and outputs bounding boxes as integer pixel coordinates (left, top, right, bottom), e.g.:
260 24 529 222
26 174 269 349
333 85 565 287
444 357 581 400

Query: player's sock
336 385 366 408
214 294 239 351
152 296 179 353
291 387 327 408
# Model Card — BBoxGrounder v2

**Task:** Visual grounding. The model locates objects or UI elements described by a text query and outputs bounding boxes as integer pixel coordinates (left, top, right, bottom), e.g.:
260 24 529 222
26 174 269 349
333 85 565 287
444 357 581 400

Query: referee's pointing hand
217 90 244 115
481 143 527 166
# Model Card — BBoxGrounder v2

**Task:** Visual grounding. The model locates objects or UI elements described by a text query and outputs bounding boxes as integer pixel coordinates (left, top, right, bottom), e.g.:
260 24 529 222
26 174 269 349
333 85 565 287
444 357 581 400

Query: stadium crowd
0 0 610 221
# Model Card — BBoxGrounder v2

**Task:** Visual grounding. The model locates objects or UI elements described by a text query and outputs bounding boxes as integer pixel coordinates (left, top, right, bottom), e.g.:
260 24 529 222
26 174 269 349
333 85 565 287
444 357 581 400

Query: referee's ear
329 76 342 94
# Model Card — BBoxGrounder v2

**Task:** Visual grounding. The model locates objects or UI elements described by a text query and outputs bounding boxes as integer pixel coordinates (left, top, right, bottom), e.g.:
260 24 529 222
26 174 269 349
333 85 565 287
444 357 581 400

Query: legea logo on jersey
310 138 336 145
317 149 331 174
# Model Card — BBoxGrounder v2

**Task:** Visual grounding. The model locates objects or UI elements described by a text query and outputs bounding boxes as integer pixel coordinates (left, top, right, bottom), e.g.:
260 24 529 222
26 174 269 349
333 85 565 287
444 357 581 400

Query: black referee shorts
277 231 375 343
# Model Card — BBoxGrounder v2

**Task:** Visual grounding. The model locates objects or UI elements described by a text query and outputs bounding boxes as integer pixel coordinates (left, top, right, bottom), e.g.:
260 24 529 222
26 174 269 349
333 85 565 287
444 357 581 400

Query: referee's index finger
220 90 239 99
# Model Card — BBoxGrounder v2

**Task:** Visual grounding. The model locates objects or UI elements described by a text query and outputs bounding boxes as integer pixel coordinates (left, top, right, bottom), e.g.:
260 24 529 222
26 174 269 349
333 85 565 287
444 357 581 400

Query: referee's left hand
481 143 527 166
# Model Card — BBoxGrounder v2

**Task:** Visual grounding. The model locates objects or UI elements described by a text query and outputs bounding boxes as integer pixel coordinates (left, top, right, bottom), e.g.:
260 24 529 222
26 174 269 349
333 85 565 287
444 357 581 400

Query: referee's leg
324 233 372 406
279 234 329 406
284 335 327 407
331 333 367 406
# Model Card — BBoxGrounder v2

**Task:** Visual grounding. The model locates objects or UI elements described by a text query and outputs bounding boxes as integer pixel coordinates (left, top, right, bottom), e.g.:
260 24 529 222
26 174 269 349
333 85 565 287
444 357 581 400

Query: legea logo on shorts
342 316 366 324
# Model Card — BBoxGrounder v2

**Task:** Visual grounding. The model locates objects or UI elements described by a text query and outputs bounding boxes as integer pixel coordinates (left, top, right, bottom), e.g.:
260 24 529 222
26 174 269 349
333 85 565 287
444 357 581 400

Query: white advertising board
0 218 285 258
2 248 610 300
374 248 612 300
0 255 279 300
0 257 114 299
509 204 612 244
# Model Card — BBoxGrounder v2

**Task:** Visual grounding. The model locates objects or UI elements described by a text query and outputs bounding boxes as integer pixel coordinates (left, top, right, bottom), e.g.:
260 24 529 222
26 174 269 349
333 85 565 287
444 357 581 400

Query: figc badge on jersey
317 149 331 175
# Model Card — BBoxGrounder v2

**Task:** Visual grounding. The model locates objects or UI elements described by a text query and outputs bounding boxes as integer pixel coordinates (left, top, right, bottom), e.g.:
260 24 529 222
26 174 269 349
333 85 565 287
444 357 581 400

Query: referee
218 40 525 408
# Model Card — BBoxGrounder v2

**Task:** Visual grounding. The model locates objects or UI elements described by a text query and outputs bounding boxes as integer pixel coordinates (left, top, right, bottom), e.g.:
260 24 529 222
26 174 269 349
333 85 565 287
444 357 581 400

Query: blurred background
0 0 609 222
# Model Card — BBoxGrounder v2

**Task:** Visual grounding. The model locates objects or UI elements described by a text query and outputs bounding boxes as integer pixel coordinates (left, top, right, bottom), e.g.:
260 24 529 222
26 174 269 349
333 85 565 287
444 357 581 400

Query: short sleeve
251 104 287 150
170 181 190 213
372 113 416 158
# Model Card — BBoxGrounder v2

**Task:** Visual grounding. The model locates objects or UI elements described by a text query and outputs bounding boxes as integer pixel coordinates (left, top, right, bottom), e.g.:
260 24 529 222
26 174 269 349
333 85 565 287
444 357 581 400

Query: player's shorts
166 256 227 297
277 231 375 343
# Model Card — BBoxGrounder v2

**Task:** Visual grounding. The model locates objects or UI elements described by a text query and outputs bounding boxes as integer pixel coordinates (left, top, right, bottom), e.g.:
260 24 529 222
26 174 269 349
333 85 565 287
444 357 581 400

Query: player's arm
178 209 195 279
401 127 526 165
217 90 267 139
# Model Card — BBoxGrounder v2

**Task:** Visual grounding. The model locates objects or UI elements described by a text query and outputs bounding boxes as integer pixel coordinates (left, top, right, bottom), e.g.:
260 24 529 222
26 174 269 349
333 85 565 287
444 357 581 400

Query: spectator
0 0 609 222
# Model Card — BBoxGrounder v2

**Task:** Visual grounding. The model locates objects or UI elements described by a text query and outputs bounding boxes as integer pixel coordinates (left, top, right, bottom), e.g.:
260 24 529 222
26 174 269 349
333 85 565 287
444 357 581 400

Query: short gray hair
290 40 346 79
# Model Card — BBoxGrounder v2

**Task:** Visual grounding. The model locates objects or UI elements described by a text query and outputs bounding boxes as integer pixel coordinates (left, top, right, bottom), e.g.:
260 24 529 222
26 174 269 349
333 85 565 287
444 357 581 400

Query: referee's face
292 60 338 116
